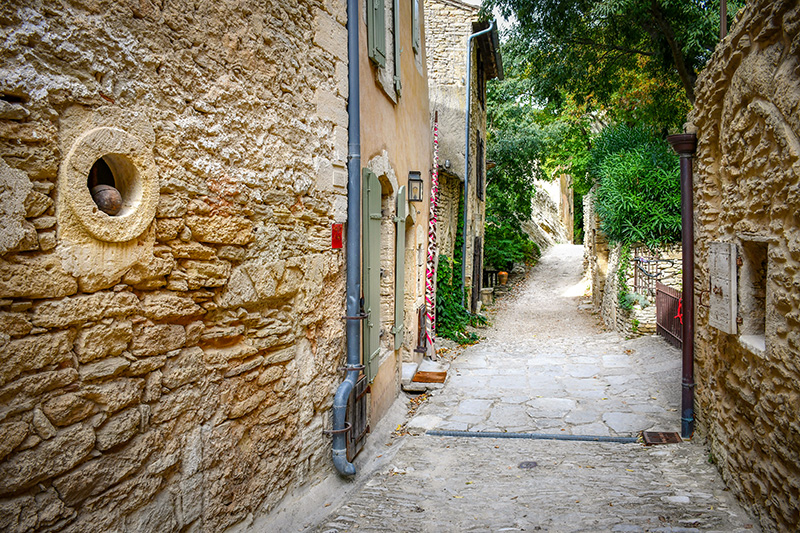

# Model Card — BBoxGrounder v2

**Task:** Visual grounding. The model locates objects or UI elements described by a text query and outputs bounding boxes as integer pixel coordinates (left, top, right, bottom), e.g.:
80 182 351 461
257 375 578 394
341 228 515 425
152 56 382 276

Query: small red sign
332 223 343 249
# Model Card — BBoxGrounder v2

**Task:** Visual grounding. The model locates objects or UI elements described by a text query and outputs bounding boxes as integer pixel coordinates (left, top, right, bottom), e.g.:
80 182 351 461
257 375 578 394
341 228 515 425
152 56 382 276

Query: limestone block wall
688 1 800 530
424 0 475 181
436 172 462 261
0 1 349 531
584 192 681 338
584 189 609 310
425 0 481 305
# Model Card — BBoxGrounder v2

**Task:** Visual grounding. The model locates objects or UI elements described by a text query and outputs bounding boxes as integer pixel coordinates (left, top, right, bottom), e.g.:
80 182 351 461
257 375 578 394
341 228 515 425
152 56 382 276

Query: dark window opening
476 137 485 201
87 157 122 216
738 240 768 350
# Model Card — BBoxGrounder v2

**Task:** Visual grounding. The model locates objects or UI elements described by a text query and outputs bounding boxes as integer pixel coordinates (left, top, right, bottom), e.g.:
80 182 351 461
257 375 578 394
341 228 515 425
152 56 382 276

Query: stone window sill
739 334 766 355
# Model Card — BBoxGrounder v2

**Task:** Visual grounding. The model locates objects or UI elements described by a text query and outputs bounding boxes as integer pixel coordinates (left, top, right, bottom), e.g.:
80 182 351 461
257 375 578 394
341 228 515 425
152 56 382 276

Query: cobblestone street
277 245 760 532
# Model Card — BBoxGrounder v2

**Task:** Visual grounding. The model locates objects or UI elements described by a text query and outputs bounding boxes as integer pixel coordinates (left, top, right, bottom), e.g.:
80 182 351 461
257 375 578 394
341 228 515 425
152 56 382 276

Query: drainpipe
461 20 496 306
331 0 362 476
667 133 697 439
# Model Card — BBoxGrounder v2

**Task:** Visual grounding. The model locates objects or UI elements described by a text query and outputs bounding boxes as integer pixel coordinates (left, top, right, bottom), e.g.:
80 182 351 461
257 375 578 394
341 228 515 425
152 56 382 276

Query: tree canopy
483 0 741 128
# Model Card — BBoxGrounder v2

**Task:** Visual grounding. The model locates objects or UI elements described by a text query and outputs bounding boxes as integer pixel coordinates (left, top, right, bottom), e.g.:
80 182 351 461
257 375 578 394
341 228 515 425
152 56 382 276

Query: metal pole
720 0 728 40
332 0 362 476
667 133 697 439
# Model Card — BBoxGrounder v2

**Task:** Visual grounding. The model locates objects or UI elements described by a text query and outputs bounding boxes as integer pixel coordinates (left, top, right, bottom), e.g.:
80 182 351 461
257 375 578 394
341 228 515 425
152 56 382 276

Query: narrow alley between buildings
299 245 759 532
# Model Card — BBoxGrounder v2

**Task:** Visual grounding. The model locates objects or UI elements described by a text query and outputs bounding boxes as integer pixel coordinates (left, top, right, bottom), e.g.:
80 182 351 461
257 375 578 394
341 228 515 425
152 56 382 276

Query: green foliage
484 0 743 118
435 255 480 344
483 69 549 275
483 214 540 271
591 124 681 248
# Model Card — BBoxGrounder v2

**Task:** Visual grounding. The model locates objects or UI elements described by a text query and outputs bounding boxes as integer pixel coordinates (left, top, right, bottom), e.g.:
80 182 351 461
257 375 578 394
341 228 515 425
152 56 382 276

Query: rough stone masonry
0 1 351 531
689 1 800 531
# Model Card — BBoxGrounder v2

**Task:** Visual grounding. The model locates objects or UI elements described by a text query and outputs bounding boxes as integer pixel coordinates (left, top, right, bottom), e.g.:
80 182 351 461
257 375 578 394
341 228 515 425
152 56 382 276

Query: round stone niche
61 126 158 242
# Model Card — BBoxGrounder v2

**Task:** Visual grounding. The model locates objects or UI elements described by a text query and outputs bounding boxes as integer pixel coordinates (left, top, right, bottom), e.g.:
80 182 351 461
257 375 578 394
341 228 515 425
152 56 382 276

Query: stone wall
584 191 681 338
425 0 494 310
688 1 800 530
520 180 569 255
424 0 475 181
0 1 349 531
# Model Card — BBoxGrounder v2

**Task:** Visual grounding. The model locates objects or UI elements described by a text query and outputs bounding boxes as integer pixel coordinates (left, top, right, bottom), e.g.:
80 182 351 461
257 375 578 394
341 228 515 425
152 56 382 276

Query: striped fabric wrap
425 116 440 356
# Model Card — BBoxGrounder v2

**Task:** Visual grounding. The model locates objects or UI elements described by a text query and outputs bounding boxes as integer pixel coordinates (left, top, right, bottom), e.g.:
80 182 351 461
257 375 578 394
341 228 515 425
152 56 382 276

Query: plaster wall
359 0 432 423
688 1 800 530
0 1 350 530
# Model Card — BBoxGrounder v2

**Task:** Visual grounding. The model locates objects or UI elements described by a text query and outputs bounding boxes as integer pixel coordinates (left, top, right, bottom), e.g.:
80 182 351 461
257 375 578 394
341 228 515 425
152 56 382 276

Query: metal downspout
332 0 361 476
667 133 698 439
462 21 495 305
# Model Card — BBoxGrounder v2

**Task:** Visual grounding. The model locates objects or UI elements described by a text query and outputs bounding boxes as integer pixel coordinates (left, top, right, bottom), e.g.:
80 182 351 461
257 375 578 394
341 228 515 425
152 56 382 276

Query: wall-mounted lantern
408 171 424 202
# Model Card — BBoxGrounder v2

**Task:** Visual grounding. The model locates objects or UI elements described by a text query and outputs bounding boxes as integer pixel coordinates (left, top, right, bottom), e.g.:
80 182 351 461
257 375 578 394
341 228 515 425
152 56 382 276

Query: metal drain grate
642 431 682 445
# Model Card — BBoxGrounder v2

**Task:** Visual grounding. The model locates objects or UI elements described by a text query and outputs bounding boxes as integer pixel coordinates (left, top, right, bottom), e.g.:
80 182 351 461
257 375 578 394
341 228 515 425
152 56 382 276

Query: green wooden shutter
392 0 402 94
363 168 382 382
412 0 420 53
393 186 407 350
367 0 386 67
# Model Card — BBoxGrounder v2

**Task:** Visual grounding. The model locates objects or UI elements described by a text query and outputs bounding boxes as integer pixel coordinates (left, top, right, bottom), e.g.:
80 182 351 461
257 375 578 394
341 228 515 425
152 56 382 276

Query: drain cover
518 461 538 469
642 431 682 445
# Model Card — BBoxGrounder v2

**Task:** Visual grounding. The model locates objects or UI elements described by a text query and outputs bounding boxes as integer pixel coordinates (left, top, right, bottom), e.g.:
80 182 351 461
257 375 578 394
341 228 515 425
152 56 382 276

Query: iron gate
656 281 682 349
345 375 369 462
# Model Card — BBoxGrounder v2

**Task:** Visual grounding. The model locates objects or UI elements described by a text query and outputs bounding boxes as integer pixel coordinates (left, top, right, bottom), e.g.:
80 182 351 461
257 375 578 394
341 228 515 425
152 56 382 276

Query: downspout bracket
324 422 353 436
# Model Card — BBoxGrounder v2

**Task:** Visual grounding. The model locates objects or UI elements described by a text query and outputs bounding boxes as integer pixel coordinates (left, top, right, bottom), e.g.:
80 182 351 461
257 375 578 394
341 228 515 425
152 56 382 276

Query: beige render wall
359 0 433 421
0 1 349 531
688 1 800 531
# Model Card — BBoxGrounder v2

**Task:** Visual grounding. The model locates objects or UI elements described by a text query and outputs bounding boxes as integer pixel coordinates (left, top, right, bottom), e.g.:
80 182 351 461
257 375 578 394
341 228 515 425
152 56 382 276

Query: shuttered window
393 186 407 350
476 137 485 201
367 0 386 67
412 0 420 53
362 168 382 381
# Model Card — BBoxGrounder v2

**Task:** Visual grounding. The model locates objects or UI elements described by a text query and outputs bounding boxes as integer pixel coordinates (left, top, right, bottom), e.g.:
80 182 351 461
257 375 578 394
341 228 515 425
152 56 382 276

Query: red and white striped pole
425 112 440 357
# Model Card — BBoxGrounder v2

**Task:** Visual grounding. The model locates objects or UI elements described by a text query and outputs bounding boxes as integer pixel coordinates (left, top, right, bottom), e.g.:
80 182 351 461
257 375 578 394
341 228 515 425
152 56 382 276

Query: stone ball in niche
91 184 123 216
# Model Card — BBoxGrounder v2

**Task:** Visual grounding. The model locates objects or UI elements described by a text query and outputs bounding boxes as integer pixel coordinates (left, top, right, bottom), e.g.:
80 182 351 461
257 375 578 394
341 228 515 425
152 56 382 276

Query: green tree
484 0 741 127
590 124 681 248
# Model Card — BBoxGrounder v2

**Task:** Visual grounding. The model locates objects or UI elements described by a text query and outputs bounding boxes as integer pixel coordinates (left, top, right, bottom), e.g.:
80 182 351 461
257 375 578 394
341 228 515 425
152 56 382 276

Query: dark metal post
667 133 697 439
720 0 728 40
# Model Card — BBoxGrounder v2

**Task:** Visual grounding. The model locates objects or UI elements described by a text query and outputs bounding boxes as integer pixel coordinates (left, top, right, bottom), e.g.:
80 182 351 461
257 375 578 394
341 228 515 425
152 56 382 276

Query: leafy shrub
590 124 681 248
483 215 539 272
435 255 481 344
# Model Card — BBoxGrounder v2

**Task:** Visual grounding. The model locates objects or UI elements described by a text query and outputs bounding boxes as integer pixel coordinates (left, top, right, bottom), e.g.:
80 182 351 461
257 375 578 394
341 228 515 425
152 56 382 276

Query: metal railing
632 253 674 297
656 281 683 349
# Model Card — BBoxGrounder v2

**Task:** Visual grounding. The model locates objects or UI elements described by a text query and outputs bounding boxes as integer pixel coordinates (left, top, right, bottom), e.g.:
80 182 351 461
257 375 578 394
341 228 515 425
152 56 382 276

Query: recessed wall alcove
56 123 159 292
60 126 158 243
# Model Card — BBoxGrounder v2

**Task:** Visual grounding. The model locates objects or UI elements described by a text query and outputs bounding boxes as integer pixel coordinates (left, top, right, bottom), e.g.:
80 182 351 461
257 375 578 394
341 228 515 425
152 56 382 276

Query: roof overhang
472 21 504 81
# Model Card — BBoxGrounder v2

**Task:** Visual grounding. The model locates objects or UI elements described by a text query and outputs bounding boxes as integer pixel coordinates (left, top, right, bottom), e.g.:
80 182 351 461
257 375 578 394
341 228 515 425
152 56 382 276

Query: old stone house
0 0 432 530
687 1 800 530
424 0 502 312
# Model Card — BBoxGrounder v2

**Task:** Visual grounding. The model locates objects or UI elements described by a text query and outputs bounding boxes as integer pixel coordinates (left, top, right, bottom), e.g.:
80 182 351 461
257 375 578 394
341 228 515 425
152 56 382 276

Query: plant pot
498 271 508 285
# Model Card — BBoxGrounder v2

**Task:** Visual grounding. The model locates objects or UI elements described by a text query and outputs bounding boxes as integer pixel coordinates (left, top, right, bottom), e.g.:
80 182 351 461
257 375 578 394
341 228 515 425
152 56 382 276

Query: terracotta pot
498 271 508 285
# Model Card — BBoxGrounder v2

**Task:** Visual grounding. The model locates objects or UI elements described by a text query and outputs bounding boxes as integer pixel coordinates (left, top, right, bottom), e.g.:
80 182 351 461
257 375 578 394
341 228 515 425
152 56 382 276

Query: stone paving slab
306 246 759 532
312 435 759 533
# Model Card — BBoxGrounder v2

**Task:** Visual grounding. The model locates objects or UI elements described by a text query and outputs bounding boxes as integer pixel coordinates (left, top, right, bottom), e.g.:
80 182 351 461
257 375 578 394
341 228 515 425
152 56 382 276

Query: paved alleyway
307 245 760 532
